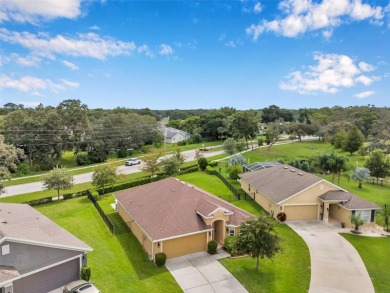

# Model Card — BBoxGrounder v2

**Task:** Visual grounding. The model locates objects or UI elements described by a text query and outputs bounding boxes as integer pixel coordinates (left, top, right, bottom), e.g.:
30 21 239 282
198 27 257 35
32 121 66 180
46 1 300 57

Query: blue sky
0 0 389 110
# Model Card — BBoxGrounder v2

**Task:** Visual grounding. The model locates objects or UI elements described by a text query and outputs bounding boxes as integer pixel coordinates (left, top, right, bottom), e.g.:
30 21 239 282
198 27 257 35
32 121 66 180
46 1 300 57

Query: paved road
287 220 375 293
166 250 248 293
2 148 225 197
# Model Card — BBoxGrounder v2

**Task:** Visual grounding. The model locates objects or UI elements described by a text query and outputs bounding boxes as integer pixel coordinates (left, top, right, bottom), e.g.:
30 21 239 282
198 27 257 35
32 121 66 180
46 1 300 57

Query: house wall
0 241 81 274
203 210 230 226
283 181 339 205
240 179 279 217
161 232 208 259
329 205 376 229
117 203 153 258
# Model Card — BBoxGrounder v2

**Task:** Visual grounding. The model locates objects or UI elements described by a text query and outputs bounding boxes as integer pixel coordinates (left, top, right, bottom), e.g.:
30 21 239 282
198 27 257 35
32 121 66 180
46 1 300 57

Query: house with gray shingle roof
162 127 191 144
239 165 380 228
0 203 92 293
114 177 253 260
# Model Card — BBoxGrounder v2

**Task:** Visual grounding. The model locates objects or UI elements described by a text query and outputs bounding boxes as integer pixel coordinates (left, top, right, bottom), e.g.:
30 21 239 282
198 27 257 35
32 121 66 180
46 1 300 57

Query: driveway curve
287 220 374 293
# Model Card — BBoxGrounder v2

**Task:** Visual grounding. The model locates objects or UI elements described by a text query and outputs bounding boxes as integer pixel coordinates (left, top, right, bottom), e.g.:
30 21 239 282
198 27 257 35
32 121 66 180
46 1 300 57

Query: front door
213 220 224 245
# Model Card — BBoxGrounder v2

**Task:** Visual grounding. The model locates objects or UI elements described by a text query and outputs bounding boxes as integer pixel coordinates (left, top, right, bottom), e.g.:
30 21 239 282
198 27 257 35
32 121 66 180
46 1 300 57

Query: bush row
63 190 89 200
26 196 53 206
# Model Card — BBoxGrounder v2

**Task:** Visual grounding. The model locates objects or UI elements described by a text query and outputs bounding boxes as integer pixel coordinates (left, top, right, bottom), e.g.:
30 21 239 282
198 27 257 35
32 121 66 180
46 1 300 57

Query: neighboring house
0 203 92 293
114 177 252 260
239 165 380 228
162 127 191 144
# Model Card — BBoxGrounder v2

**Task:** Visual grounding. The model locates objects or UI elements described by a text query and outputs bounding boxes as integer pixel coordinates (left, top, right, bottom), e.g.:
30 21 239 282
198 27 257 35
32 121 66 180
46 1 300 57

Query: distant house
162 127 191 144
239 165 380 228
0 203 92 293
114 178 252 260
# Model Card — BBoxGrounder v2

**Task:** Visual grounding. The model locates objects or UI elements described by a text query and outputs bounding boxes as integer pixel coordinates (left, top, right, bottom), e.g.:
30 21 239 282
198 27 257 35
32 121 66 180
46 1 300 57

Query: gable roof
0 203 91 252
0 266 19 284
239 165 322 204
163 127 190 139
115 177 252 241
319 190 380 210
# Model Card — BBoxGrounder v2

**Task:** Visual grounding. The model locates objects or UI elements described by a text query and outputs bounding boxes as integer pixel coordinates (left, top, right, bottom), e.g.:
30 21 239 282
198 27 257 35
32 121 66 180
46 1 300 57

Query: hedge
26 196 53 206
179 166 198 175
209 161 219 167
63 190 89 200
155 253 167 267
205 165 214 174
95 175 169 195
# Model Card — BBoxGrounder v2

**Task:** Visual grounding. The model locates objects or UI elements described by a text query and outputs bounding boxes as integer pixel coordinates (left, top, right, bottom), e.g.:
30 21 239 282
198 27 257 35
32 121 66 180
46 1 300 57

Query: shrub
228 165 242 180
179 166 198 175
14 162 30 177
209 161 219 167
228 154 246 166
90 190 100 201
177 140 188 146
76 154 90 166
258 138 264 146
198 157 208 171
63 193 74 200
208 240 218 254
235 142 246 152
26 196 53 206
190 133 202 144
206 165 214 174
80 266 91 281
155 253 167 267
139 145 151 153
224 236 241 255
87 148 107 163
277 212 287 222
117 149 129 158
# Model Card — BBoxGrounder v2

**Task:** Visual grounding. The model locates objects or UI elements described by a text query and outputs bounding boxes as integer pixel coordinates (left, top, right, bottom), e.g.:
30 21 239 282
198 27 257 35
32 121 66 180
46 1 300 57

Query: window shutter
371 210 375 222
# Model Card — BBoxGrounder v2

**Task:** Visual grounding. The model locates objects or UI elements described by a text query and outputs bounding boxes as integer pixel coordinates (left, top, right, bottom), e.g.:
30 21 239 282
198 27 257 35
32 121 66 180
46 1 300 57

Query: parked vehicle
125 157 141 166
63 280 100 293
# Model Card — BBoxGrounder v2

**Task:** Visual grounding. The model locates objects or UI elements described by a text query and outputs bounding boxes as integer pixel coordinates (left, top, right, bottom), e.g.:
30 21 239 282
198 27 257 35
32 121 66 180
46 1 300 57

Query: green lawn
341 234 390 292
36 198 181 293
177 171 310 293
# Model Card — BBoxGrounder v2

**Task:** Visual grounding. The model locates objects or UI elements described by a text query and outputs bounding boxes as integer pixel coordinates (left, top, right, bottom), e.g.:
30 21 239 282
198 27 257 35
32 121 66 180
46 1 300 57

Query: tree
265 122 281 151
0 135 25 193
223 138 236 155
309 152 331 175
198 157 208 171
332 128 347 149
42 167 74 200
236 215 282 272
329 151 350 185
160 157 180 175
92 165 118 195
228 154 246 166
350 214 365 231
377 204 390 231
229 111 259 149
364 149 390 183
351 167 370 189
342 125 364 155
141 153 162 178
172 148 185 165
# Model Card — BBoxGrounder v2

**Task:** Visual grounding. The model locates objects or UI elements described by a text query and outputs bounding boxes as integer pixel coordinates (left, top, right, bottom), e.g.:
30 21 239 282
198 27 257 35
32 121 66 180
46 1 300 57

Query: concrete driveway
287 220 375 293
166 251 248 293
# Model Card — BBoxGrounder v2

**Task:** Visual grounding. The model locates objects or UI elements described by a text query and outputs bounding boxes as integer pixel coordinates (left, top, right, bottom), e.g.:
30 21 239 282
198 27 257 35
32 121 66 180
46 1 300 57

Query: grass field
36 198 181 293
177 171 310 293
342 234 390 292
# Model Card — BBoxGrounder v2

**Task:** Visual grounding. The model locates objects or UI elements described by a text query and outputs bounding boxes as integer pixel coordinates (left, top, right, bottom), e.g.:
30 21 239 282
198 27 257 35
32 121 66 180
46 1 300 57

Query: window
355 210 371 223
1 245 9 256
229 227 235 236
248 185 251 192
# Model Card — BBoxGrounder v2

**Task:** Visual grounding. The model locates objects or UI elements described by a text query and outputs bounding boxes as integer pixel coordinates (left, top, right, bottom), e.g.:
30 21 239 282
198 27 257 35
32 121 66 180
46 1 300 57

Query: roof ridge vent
283 166 288 169
298 172 304 176
290 169 296 172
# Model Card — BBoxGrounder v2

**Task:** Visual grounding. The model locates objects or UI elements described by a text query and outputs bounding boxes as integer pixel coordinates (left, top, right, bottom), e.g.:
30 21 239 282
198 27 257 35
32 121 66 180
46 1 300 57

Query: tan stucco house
114 177 252 260
239 165 380 228
0 203 92 293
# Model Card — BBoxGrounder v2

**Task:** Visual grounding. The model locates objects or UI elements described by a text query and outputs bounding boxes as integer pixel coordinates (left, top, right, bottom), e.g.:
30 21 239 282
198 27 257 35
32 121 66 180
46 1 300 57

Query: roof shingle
319 190 380 210
239 165 322 204
115 178 252 241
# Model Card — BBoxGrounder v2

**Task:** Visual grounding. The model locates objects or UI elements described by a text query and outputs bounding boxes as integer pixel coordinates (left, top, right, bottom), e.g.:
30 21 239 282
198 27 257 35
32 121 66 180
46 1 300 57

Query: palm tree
329 151 350 185
310 152 331 175
377 204 390 231
351 167 370 189
350 214 365 231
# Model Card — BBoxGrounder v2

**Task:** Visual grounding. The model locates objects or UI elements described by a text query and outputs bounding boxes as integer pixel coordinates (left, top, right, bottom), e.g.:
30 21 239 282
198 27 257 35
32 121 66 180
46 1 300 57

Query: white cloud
89 25 100 30
62 60 79 70
279 53 378 94
359 61 376 72
60 79 80 88
0 0 81 24
138 45 155 58
225 39 243 48
254 2 262 14
247 0 385 40
0 74 79 95
16 54 41 67
355 90 375 98
0 29 137 60
159 44 173 55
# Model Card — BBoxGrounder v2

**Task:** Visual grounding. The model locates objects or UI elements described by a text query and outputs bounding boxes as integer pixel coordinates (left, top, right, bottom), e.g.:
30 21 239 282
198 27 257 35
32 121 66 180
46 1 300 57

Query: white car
125 158 141 166
63 280 100 293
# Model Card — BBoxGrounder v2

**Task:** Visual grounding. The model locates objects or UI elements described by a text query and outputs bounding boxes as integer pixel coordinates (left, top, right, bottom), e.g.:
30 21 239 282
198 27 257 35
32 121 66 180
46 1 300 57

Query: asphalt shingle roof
239 165 322 204
319 190 380 210
0 203 91 251
115 177 252 241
